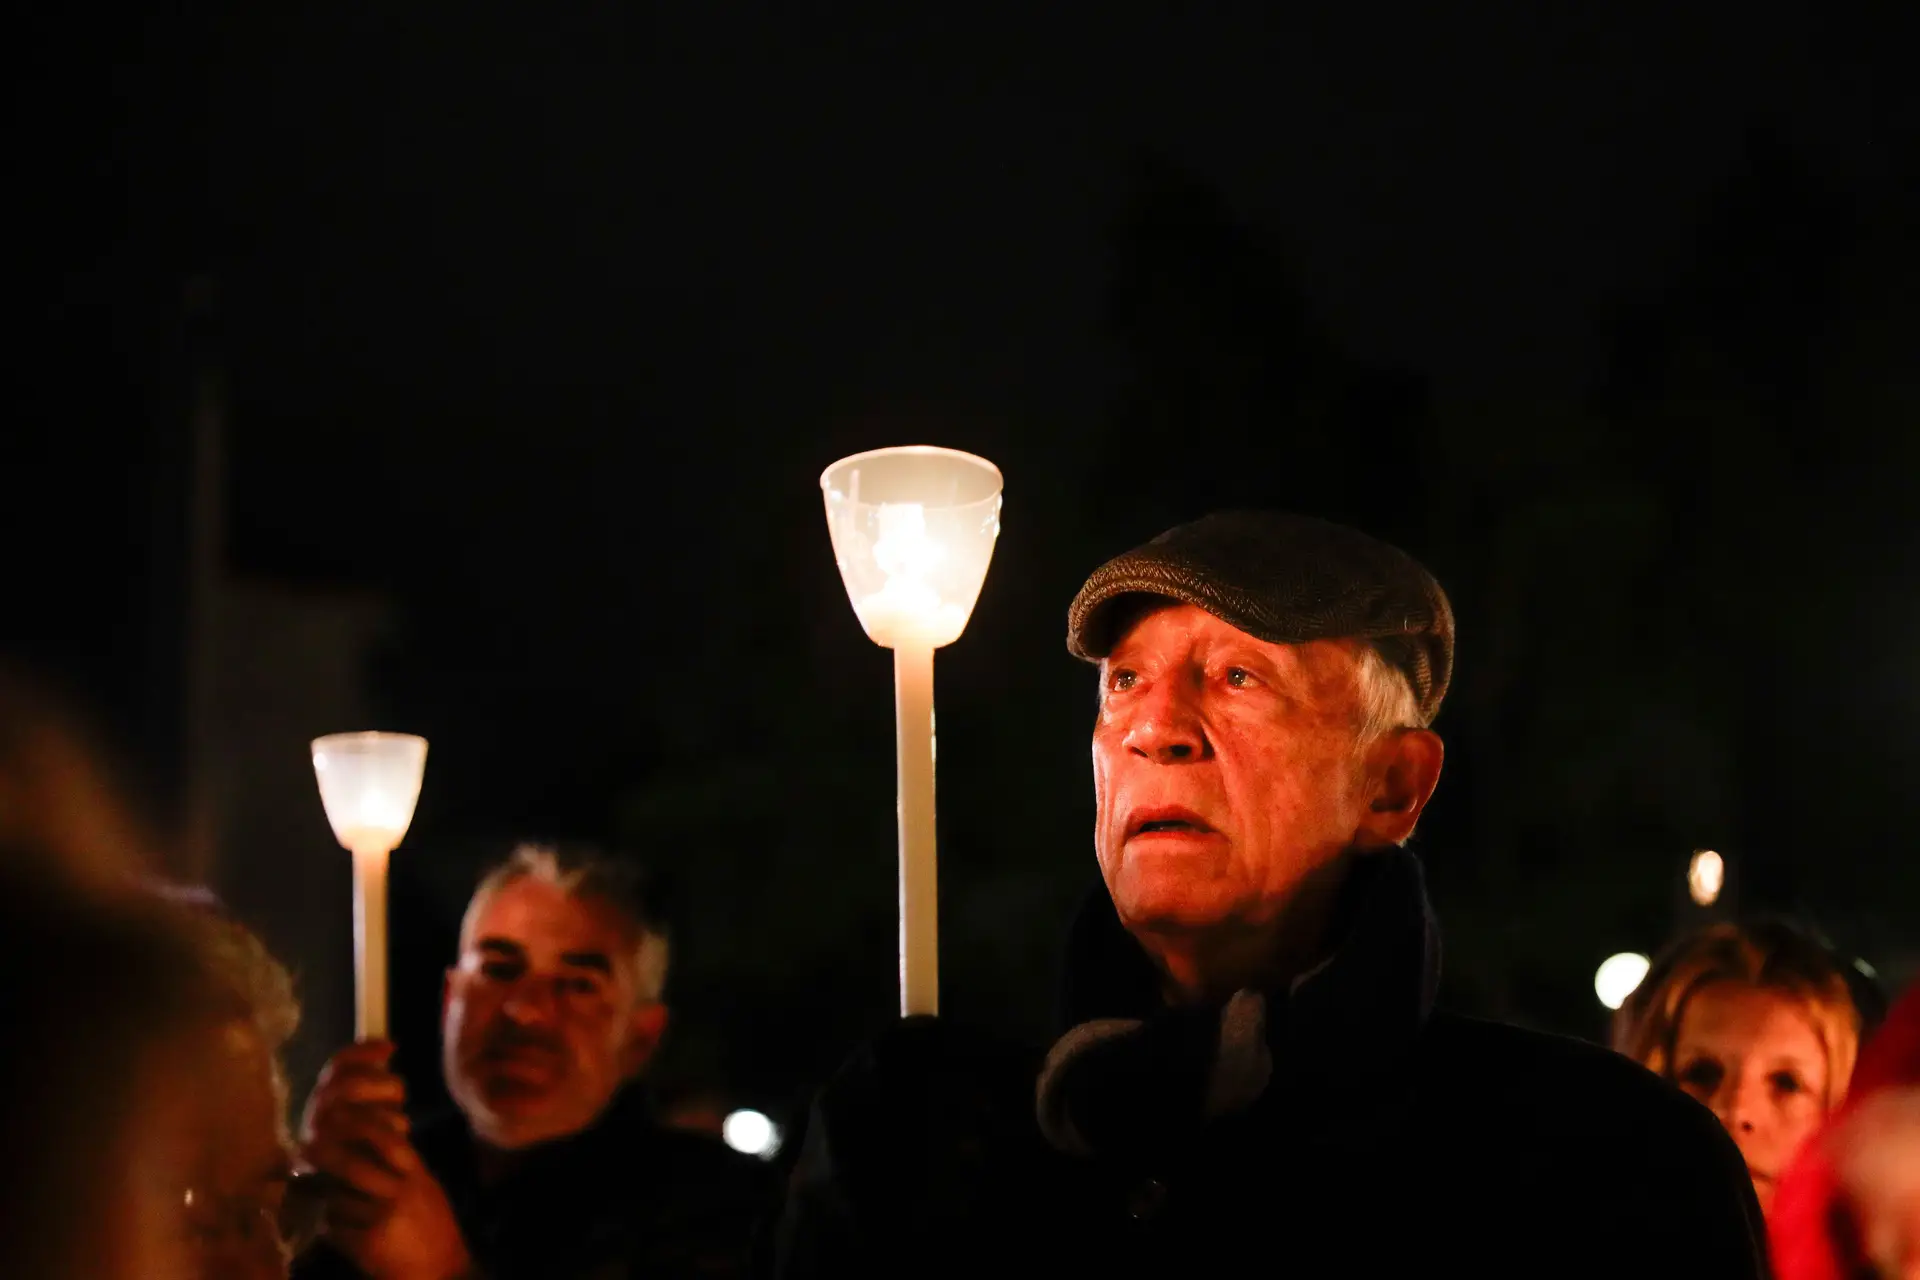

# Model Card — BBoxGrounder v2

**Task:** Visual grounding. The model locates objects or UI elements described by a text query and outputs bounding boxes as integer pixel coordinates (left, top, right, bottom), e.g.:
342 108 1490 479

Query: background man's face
1092 603 1376 935
441 877 663 1150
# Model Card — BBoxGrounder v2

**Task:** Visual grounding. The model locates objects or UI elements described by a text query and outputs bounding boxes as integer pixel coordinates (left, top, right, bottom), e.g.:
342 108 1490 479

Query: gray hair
1353 644 1432 847
462 843 671 1003
178 905 302 1141
1355 641 1427 744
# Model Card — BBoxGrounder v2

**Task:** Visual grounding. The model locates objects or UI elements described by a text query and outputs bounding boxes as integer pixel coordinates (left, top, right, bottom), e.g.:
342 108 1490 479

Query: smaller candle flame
1688 849 1724 906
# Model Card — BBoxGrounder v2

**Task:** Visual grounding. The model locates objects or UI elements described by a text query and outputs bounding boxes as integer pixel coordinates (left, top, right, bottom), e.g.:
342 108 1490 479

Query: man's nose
501 978 560 1025
1121 677 1210 763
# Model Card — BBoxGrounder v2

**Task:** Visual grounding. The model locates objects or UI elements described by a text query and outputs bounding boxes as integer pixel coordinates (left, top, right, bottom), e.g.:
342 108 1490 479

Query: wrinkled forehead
459 877 638 972
1103 600 1368 690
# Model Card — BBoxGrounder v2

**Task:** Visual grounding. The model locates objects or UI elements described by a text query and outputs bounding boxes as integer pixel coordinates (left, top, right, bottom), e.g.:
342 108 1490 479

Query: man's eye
1108 669 1139 693
1770 1070 1804 1095
1225 667 1254 688
563 976 602 997
480 962 520 982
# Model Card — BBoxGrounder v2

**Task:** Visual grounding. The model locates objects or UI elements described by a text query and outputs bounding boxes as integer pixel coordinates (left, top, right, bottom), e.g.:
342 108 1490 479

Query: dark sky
8 3 1833 594
14 4 1920 1103
23 5 1913 432
154 3 1912 520
141 1 1908 593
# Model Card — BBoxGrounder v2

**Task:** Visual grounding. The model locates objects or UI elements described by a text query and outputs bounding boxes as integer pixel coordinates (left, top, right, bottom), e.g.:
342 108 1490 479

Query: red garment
1771 982 1920 1279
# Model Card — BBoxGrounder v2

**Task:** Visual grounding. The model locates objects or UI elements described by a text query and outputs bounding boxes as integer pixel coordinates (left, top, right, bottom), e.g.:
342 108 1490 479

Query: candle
312 732 428 1042
893 641 938 1015
351 845 391 1038
820 448 1003 1018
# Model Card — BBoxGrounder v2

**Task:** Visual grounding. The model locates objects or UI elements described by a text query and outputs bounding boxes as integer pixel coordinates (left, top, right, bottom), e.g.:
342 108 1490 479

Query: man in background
296 843 773 1279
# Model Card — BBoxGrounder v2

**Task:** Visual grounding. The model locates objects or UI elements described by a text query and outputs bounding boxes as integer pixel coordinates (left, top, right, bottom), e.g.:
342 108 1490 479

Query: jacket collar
1039 847 1441 1158
419 1082 662 1230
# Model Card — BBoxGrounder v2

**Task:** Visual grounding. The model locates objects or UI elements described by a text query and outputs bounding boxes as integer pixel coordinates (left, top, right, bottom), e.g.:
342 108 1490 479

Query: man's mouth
481 1041 563 1068
478 1049 564 1093
1126 807 1217 839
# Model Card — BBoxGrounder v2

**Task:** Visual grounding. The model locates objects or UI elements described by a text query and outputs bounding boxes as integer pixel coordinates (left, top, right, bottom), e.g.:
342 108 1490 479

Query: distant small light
1596 952 1652 1011
1688 849 1725 907
723 1109 779 1159
1856 958 1880 980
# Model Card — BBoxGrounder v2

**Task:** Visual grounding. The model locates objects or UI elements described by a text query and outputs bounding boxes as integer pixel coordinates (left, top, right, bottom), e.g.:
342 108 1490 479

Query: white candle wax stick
893 642 939 1017
352 844 391 1040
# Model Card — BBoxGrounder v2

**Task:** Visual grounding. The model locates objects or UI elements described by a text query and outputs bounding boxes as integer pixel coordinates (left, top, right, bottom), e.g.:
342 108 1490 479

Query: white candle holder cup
820 446 1003 1018
311 732 428 1041
822 447 1004 651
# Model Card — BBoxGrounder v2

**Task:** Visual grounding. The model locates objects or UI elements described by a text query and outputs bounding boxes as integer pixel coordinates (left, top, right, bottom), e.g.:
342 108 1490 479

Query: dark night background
10 5 1920 1135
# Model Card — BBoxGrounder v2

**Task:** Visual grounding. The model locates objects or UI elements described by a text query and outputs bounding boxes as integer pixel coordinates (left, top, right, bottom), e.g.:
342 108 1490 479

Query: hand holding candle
312 732 428 1040
821 447 1003 1017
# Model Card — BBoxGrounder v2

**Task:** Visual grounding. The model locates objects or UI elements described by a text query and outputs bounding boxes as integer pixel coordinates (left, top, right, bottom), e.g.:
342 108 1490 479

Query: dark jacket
294 1085 774 1280
775 850 1769 1278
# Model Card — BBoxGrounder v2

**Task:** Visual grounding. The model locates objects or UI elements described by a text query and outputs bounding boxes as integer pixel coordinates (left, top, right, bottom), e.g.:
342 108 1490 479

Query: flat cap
1067 511 1454 723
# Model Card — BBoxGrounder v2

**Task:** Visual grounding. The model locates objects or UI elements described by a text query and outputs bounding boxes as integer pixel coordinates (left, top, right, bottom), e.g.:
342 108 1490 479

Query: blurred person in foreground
163 888 308 1278
1615 919 1865 1220
0 659 158 885
294 842 774 1280
776 511 1768 1278
1 858 211 1279
0 665 299 1278
1771 980 1920 1279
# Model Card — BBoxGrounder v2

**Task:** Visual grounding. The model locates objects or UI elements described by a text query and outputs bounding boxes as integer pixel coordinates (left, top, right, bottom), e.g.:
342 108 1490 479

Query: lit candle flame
854 502 967 646
872 503 946 580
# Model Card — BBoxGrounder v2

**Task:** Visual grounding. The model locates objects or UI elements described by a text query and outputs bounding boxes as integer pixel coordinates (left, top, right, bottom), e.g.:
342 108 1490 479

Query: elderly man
294 843 773 1280
777 512 1768 1277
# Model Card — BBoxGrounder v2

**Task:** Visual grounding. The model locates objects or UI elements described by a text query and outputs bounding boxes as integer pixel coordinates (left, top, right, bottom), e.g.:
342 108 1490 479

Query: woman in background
1614 920 1865 1221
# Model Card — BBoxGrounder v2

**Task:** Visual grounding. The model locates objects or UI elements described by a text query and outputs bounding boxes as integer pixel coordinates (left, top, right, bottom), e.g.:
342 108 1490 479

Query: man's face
1093 603 1425 935
442 877 665 1150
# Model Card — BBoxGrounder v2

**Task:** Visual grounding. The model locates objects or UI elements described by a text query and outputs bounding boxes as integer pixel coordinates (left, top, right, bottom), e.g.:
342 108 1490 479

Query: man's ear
1357 728 1444 848
618 1001 670 1080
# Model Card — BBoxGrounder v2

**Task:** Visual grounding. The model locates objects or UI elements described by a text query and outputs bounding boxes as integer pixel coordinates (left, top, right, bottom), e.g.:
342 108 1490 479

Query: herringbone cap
1067 511 1454 723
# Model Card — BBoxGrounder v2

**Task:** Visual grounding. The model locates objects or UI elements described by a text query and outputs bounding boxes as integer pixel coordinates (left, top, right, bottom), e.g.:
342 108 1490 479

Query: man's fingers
302 1127 414 1199
303 1098 409 1156
311 1085 411 1130
311 1047 405 1105
312 1068 409 1111
311 1107 415 1166
305 1146 405 1202
313 1040 396 1084
319 1192 390 1235
301 1047 408 1145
